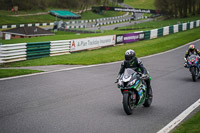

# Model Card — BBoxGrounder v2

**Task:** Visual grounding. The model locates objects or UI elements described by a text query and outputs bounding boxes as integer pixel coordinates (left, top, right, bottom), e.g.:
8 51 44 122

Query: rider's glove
184 63 187 68
115 75 120 83
184 57 187 62
142 74 146 79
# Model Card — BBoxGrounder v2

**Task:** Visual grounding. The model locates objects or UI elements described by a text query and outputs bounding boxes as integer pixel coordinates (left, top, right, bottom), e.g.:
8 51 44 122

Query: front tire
191 67 197 82
123 93 134 115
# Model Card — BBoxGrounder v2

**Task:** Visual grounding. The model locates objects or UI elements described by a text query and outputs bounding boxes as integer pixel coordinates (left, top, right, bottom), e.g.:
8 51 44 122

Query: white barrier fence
0 40 71 64
50 40 71 56
148 20 200 40
0 43 27 63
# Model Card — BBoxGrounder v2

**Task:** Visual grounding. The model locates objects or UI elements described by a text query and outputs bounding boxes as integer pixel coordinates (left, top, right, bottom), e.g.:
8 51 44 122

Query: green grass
117 15 200 31
0 10 124 25
0 11 60 25
172 111 200 133
0 69 43 78
0 29 132 44
124 0 155 9
80 11 124 20
1 26 200 68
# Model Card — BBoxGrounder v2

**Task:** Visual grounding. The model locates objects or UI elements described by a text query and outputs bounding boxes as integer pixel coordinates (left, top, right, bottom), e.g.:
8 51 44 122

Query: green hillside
124 0 155 9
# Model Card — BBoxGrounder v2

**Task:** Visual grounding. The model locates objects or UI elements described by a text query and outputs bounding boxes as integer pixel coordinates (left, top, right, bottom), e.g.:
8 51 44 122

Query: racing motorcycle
116 68 153 115
186 54 200 82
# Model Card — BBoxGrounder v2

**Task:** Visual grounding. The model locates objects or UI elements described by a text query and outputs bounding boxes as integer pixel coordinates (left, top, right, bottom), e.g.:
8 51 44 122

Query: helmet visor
125 55 132 61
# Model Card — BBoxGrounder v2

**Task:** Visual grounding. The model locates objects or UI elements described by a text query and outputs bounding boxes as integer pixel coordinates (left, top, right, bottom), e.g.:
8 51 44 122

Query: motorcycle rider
116 49 152 97
184 44 200 67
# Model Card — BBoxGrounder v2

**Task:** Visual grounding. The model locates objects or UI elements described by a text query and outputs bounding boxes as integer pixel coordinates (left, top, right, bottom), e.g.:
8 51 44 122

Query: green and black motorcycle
117 68 153 115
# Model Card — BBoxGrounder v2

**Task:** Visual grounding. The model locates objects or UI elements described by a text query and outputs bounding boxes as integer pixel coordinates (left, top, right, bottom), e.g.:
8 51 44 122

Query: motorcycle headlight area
127 79 137 86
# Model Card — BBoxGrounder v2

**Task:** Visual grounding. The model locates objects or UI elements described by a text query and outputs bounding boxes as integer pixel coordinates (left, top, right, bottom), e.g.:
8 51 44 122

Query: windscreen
124 68 137 78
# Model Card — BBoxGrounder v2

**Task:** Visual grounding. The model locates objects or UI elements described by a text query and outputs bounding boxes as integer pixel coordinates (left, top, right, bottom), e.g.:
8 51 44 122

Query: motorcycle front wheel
123 93 134 115
191 67 197 82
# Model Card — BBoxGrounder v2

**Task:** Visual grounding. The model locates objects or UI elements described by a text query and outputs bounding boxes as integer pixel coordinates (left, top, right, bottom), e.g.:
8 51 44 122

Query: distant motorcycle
116 68 153 115
186 54 200 82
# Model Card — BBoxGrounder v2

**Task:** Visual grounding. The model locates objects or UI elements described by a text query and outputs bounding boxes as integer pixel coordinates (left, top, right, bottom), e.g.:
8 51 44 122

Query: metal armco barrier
27 42 51 60
50 40 71 56
0 43 27 63
0 40 71 63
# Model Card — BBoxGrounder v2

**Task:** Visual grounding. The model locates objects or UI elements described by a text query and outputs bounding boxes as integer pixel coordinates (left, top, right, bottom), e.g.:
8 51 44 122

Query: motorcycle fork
123 91 136 106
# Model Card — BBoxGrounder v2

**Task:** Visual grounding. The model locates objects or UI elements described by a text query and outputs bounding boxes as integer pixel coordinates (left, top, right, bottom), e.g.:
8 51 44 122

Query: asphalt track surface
1 41 200 133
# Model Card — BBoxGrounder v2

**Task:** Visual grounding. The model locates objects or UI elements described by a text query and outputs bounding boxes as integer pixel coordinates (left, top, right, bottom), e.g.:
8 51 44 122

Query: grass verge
117 15 200 31
0 69 43 78
124 0 155 9
0 29 130 44
172 110 200 133
1 27 200 68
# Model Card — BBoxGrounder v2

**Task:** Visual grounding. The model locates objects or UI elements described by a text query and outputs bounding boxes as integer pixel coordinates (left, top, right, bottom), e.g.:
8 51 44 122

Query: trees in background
0 0 50 10
155 0 200 18
0 0 107 11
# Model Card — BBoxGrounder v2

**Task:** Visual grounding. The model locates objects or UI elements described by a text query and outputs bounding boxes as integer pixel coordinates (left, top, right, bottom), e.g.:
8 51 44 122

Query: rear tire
123 93 134 115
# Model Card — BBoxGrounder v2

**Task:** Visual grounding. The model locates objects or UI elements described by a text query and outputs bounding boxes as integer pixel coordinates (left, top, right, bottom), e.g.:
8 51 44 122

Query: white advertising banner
70 35 116 52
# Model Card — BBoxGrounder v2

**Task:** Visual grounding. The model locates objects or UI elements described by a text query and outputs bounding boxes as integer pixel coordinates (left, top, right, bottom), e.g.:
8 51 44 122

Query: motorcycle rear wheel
143 87 153 107
123 93 134 115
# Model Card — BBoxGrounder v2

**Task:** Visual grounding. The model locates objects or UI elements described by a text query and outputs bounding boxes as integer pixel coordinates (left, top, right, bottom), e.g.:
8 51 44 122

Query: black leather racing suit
118 57 152 95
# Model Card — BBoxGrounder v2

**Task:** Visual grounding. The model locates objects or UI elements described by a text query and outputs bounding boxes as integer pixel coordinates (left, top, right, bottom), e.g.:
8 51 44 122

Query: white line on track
157 98 200 133
0 39 200 133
